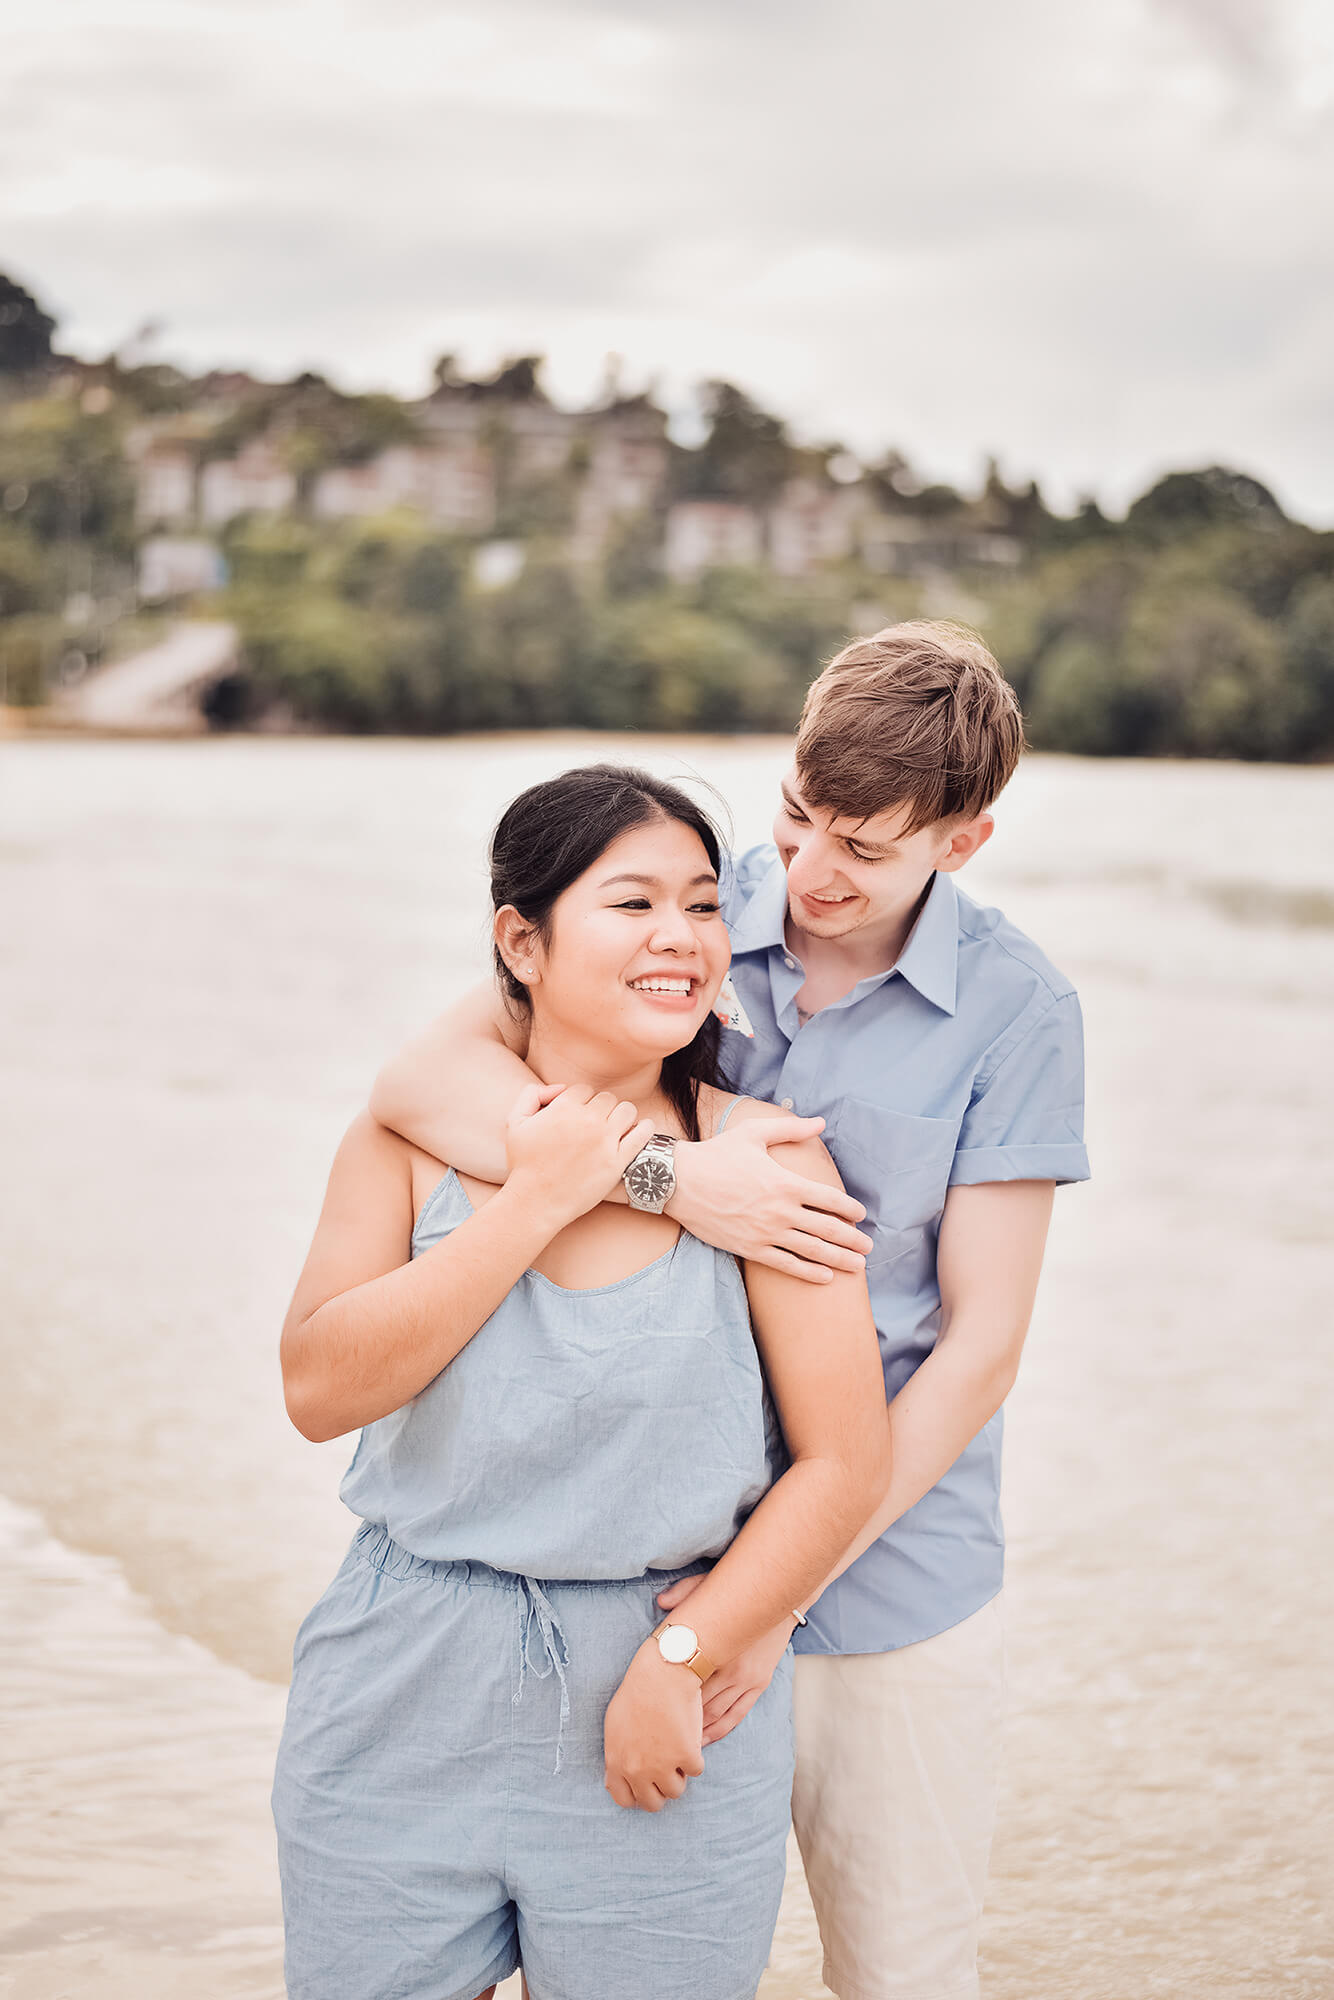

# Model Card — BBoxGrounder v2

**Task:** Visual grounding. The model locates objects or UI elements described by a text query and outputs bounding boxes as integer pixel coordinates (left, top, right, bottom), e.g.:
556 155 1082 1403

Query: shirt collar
725 851 791 956
728 853 959 1016
892 870 959 1015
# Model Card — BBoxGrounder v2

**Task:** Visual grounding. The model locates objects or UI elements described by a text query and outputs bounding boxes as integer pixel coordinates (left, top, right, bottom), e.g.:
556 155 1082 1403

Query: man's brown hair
795 619 1024 834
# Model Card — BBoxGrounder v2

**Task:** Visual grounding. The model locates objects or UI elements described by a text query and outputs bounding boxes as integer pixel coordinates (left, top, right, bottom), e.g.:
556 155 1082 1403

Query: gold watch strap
654 1620 716 1684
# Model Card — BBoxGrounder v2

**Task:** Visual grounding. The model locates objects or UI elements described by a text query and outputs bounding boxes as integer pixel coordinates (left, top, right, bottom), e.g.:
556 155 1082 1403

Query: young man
369 620 1089 2000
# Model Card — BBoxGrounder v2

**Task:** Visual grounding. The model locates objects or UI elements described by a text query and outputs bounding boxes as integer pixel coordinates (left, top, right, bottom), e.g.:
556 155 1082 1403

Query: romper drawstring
513 1575 572 1774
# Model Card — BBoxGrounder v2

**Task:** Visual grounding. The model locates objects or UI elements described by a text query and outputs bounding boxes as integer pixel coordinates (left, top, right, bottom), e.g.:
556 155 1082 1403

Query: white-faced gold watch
655 1621 715 1683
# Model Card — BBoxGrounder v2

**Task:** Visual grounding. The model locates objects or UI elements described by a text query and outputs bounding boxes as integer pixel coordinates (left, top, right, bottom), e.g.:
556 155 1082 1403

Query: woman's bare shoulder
696 1085 773 1140
334 1111 445 1201
703 1091 843 1186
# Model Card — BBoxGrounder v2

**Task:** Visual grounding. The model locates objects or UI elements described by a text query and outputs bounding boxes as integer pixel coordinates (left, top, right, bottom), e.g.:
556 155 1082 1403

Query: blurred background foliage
2 269 1332 758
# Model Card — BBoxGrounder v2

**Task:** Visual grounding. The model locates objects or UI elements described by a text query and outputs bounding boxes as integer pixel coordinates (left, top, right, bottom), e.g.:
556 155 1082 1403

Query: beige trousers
790 1596 1006 2000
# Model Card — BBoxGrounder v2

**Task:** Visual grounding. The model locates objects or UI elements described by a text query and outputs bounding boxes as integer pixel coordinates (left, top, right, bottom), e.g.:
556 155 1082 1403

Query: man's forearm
799 1314 1021 1609
803 1180 1053 1607
368 987 532 1178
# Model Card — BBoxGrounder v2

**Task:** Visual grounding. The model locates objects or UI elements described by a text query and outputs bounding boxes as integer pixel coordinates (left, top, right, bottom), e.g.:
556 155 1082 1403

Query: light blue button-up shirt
721 845 1091 1655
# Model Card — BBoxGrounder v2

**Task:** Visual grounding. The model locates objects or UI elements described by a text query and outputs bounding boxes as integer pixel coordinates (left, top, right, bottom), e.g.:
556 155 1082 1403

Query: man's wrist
662 1138 702 1224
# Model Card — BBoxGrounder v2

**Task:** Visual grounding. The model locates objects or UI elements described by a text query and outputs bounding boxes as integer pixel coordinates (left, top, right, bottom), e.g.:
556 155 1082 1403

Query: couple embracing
273 619 1090 2000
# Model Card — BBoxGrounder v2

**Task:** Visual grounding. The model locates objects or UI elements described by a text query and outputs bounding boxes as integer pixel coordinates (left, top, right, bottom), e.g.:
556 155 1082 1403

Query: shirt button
784 956 796 970
780 1097 794 1111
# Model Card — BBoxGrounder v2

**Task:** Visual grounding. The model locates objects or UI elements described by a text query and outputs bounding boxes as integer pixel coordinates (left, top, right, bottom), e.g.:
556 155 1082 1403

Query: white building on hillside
767 477 861 576
138 536 228 601
505 398 577 480
311 448 421 519
859 513 1023 575
134 442 196 526
199 440 296 523
571 397 670 561
663 499 763 580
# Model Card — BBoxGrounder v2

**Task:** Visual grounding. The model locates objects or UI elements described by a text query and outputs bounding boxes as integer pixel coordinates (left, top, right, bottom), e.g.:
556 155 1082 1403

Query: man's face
772 768 992 946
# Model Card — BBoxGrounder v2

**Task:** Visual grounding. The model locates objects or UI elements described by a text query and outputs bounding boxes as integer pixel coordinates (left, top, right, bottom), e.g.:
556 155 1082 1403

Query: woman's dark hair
490 764 729 1142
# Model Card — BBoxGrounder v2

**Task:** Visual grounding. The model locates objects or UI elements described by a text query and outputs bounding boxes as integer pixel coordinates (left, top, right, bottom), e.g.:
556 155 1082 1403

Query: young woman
272 764 890 2000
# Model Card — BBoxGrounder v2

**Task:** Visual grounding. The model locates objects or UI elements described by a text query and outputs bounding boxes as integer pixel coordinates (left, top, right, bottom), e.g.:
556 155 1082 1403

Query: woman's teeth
631 977 693 993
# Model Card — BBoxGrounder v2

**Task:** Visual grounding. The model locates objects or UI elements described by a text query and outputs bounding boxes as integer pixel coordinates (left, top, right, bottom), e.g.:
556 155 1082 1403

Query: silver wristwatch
622 1133 678 1214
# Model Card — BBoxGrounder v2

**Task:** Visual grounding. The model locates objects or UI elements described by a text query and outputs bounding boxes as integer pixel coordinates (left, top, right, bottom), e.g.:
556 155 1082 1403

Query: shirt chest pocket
829 1100 958 1251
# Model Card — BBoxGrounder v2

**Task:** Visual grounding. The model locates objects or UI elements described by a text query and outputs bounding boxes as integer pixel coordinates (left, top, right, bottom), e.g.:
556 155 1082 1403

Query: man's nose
785 828 839 887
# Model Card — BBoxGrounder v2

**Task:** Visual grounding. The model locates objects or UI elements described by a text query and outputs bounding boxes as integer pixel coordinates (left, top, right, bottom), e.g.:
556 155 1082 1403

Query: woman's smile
627 971 702 1010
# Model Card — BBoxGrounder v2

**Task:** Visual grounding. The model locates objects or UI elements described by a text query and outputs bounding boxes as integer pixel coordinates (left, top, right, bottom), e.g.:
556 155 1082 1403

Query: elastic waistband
351 1519 708 1593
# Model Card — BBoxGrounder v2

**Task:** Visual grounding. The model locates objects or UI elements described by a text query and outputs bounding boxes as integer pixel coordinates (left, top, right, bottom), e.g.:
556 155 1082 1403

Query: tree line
1 269 1332 759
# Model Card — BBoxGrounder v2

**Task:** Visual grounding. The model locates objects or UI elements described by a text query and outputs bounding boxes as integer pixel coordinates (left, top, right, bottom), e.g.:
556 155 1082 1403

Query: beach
1 735 1331 1999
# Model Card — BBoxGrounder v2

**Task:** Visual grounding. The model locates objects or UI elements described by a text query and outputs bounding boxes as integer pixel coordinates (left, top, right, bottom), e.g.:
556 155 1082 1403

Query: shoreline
0 1494 287 1998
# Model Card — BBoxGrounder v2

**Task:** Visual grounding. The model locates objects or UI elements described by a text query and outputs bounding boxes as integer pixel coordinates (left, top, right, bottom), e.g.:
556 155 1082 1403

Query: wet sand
1 737 1331 1998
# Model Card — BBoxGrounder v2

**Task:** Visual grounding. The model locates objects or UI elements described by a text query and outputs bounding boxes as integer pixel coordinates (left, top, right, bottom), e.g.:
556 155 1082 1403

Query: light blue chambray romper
272 1106 794 2000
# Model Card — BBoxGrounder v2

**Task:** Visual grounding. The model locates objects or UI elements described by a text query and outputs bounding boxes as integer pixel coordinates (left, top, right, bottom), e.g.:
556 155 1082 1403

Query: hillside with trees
2 271 1331 757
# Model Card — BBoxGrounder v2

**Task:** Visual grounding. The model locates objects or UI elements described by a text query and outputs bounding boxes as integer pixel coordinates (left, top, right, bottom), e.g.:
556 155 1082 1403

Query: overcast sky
4 0 1333 520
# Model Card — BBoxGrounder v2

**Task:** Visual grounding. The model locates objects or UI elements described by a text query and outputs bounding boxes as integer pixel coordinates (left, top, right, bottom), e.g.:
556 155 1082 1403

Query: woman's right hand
505 1082 655 1225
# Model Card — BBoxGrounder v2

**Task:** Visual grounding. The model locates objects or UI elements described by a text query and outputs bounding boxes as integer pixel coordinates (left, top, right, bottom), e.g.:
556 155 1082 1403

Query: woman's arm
663 1130 891 1658
282 1088 653 1442
603 1117 890 1807
661 1177 1054 1745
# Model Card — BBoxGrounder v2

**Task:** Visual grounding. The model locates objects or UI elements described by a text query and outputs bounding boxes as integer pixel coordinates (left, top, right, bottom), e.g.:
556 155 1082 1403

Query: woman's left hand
603 1640 705 1812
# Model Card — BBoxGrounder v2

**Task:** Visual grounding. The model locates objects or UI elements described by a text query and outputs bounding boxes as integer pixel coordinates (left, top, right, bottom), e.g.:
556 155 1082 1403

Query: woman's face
521 817 731 1064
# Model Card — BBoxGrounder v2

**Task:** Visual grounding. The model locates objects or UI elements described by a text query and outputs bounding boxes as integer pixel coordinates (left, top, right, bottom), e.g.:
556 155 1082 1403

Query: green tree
1024 635 1151 756
1125 466 1285 545
1280 575 1334 756
0 274 56 374
602 511 663 599
469 560 593 726
221 514 317 589
320 513 464 615
485 356 545 401
584 600 787 731
0 394 134 555
0 522 50 616
232 589 443 732
1124 584 1289 758
684 382 792 508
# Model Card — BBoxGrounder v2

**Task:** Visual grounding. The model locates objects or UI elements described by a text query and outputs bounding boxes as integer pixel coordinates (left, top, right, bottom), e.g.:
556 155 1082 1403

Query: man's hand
656 1575 795 1745
603 1639 706 1812
670 1115 871 1282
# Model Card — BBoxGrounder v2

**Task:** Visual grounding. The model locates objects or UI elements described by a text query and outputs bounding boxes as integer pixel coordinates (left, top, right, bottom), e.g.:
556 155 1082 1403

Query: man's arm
369 985 873 1280
661 1177 1054 1741
368 984 531 1184
803 1176 1054 1593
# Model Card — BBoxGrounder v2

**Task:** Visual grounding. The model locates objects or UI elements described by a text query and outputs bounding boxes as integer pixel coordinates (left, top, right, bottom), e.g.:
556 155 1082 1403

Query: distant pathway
56 620 237 731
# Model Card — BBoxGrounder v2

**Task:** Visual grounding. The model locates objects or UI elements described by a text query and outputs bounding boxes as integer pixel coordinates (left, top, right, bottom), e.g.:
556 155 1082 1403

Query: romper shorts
273 1523 794 2000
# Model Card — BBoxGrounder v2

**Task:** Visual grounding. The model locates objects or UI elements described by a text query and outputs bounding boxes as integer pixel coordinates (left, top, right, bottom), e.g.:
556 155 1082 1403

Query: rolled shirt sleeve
948 988 1091 1187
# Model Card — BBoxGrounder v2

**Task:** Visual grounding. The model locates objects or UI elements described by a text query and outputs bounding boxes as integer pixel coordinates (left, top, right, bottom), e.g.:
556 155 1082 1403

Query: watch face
659 1625 698 1665
627 1158 674 1206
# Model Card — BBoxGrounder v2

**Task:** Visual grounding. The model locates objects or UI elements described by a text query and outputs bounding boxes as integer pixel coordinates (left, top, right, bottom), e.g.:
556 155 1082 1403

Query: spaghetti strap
713 1094 751 1135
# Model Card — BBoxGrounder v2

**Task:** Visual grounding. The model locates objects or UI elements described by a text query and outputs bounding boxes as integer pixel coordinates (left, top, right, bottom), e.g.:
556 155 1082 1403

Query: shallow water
1 736 1331 1998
